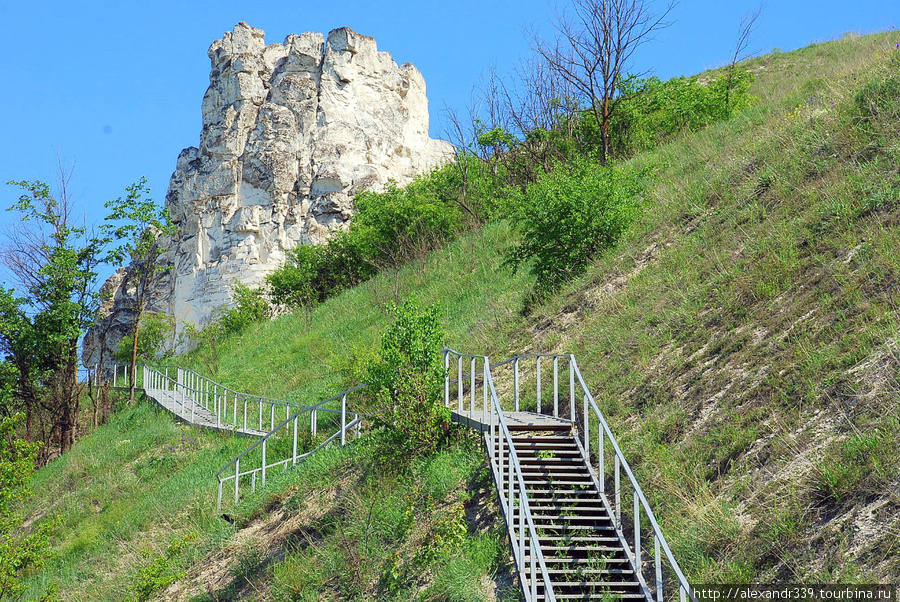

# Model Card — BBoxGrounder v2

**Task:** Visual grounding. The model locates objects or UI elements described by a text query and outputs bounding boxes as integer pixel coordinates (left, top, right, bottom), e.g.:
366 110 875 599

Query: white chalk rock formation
84 23 452 366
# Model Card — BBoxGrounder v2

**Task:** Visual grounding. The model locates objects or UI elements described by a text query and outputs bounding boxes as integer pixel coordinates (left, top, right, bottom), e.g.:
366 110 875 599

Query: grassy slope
24 31 900 599
23 222 529 600
510 32 900 580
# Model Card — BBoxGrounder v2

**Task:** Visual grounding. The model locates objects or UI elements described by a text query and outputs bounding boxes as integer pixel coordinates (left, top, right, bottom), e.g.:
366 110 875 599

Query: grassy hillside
21 30 900 599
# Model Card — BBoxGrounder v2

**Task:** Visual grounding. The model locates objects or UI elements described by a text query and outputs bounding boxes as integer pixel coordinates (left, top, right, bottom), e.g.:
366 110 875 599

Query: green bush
506 158 642 293
268 167 467 309
0 414 57 601
114 313 174 363
217 283 271 335
363 298 449 457
609 70 756 156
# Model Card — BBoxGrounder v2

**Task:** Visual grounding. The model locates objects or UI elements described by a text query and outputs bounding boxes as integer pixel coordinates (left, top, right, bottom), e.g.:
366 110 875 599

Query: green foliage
0 414 57 601
102 177 177 401
125 532 196 602
113 313 174 364
102 177 176 266
217 284 271 335
610 70 756 156
183 284 270 374
2 179 105 450
268 167 469 309
363 299 449 457
506 158 641 293
267 236 372 308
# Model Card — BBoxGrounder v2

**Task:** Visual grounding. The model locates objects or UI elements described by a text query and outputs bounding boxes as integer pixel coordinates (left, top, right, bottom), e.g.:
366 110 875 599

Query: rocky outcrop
83 23 452 367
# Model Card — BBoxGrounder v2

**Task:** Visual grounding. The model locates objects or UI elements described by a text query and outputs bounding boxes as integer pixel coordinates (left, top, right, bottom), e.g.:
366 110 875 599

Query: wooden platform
451 409 571 432
145 388 267 438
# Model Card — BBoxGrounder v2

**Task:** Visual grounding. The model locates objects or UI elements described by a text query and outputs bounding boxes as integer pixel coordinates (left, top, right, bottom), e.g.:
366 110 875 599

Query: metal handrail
154 364 304 408
443 349 557 602
141 365 304 434
214 382 368 511
492 352 694 602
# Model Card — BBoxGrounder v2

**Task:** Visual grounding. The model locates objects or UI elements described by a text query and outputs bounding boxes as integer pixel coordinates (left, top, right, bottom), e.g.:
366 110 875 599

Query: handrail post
513 357 519 412
599 429 605 493
457 355 463 411
261 439 267 487
234 458 240 505
553 357 559 418
655 535 663 602
482 357 488 424
569 356 575 424
443 351 450 408
340 394 347 446
292 415 298 465
615 454 621 528
470 356 476 413
634 486 641 567
583 394 590 458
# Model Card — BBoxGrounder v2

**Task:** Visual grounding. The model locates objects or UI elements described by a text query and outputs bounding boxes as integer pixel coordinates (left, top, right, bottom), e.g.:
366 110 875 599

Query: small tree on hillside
102 177 176 404
364 298 449 457
2 178 105 454
533 0 675 165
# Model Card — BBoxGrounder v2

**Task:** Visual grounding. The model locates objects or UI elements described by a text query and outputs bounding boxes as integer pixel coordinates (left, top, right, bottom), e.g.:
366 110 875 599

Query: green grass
22 399 248 599
21 30 900 598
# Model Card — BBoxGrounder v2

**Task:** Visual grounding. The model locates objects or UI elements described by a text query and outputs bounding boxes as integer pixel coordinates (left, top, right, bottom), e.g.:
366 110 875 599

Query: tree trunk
129 320 140 405
600 97 611 166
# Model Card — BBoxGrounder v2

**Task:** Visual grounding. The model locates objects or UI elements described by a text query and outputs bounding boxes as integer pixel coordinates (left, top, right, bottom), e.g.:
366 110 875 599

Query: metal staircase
444 349 693 602
99 351 693 601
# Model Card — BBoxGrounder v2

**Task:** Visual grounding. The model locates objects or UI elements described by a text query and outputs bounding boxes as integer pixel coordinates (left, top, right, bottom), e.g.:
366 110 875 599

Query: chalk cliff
83 23 452 366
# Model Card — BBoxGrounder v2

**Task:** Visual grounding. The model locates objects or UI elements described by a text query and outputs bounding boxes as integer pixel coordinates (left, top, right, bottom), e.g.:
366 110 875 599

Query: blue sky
0 0 898 287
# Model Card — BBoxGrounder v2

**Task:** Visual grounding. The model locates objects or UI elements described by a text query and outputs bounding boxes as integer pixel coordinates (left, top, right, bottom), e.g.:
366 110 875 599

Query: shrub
506 158 642 293
267 168 466 309
114 312 174 363
363 298 449 457
609 70 756 156
0 414 57 601
217 283 271 335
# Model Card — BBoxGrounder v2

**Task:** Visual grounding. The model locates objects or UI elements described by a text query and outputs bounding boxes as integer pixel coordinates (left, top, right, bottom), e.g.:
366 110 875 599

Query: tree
102 177 176 404
1 178 105 455
363 298 449 457
723 4 763 114
533 0 675 165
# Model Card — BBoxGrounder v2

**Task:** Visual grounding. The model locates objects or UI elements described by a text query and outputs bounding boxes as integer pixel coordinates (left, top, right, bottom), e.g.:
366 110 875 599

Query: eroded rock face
83 23 452 367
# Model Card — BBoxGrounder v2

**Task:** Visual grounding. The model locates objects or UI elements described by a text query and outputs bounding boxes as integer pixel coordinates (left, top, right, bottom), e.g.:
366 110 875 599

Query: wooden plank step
540 545 625 552
545 568 635 575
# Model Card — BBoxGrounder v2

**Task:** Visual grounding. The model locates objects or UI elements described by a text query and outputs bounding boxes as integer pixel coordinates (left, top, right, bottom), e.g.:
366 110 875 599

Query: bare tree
724 4 763 113
533 0 675 165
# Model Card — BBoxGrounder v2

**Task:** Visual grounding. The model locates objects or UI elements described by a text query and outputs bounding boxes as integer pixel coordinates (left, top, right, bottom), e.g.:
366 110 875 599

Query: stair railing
443 349 557 602
215 383 367 511
495 353 694 602
141 365 304 434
